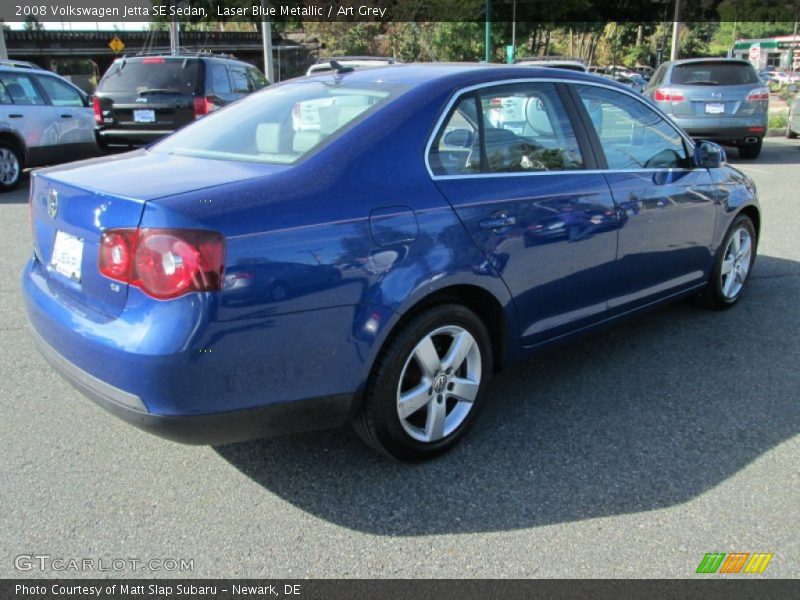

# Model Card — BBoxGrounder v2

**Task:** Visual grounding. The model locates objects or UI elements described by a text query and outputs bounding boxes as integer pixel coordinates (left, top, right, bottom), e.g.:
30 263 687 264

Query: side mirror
443 128 474 149
694 140 726 169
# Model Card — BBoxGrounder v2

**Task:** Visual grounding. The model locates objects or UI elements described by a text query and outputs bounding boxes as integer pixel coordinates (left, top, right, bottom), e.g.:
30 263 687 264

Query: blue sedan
23 65 760 460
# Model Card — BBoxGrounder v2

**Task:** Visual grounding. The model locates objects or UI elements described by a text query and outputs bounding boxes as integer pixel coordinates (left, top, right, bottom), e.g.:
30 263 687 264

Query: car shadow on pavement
727 137 800 166
215 254 800 536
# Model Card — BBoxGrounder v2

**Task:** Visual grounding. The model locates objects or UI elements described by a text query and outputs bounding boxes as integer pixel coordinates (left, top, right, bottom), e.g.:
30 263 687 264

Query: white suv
0 60 97 192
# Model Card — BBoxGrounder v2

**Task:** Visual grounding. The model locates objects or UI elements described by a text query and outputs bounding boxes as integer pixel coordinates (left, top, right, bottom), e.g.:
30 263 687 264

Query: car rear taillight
653 88 685 102
99 228 224 300
746 87 770 101
92 96 103 125
193 96 217 119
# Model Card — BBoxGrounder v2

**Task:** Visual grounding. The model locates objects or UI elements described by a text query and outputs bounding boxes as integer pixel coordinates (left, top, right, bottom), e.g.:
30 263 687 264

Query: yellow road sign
108 36 125 54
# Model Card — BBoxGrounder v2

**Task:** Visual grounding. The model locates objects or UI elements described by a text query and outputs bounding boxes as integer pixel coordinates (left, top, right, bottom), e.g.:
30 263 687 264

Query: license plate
51 231 83 282
133 109 156 123
705 102 725 115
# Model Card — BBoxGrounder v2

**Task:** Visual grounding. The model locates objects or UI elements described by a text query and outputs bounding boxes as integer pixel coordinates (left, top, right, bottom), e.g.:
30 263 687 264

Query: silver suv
0 60 97 191
644 58 769 159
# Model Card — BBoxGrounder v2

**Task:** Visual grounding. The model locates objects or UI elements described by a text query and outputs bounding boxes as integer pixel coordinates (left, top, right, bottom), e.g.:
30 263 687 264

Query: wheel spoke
721 257 735 276
738 235 751 260
448 377 479 403
398 381 431 419
413 335 440 379
442 330 475 373
730 230 741 255
722 271 736 297
425 398 447 441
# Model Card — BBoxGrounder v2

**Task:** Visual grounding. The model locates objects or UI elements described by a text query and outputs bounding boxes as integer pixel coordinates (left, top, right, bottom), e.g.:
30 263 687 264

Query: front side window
429 82 584 176
0 74 45 105
575 85 688 170
153 81 405 164
37 76 84 107
247 68 269 90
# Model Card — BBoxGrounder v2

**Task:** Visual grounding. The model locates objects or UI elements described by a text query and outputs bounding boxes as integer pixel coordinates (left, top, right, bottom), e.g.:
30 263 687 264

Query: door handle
9 114 23 118
60 114 73 119
479 212 516 232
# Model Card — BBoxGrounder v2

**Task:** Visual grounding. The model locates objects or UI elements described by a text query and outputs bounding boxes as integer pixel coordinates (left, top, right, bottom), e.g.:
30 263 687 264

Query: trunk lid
30 151 285 317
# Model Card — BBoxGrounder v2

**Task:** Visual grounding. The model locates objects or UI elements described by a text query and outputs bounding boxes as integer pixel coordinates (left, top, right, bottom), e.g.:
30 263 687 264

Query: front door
570 83 718 311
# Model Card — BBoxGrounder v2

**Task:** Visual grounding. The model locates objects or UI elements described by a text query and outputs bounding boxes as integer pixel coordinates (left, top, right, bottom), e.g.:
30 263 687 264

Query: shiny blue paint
22 65 760 432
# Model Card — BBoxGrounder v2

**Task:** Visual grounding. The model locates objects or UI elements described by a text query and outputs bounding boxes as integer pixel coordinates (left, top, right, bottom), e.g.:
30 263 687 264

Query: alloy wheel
396 325 482 443
720 227 753 300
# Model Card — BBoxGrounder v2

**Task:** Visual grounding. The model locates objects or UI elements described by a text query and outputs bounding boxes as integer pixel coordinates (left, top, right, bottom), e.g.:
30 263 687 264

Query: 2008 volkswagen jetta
23 64 760 460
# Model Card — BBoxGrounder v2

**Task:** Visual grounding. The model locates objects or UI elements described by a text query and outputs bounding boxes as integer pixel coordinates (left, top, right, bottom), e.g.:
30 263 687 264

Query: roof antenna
329 60 354 74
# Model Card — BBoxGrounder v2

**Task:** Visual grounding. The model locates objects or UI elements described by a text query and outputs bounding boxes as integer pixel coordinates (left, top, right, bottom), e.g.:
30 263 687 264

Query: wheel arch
737 204 761 240
0 129 28 166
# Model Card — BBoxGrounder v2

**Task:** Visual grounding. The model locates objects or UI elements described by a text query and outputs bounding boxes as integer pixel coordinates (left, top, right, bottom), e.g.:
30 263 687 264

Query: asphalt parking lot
1 138 798 579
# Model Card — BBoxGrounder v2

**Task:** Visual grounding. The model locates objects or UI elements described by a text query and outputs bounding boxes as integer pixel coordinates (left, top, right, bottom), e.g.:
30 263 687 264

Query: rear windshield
671 62 758 85
97 58 200 94
152 80 407 164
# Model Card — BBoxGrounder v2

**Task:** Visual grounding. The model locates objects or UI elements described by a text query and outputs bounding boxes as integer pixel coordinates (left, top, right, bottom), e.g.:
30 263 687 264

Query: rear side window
576 85 688 170
37 76 84 107
209 63 231 94
153 81 404 164
429 82 584 176
0 73 45 105
670 62 758 85
97 58 200 94
228 67 250 94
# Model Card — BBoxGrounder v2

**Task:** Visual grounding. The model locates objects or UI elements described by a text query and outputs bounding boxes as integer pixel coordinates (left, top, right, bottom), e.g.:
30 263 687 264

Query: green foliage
769 110 788 130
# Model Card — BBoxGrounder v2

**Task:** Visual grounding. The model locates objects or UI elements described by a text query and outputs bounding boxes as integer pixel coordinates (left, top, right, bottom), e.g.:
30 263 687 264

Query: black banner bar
2 0 800 23
2 579 799 600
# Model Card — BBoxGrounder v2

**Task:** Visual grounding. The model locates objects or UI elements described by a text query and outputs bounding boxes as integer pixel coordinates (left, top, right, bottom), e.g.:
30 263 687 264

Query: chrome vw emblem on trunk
47 189 59 219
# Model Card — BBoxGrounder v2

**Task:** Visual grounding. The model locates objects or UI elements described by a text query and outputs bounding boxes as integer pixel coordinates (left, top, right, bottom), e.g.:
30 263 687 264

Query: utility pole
0 20 8 60
511 0 516 55
261 0 275 82
484 0 491 62
670 0 681 61
169 20 180 55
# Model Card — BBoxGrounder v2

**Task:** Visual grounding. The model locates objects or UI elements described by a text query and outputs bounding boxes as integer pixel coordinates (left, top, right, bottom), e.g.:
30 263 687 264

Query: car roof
664 58 754 67
302 62 615 90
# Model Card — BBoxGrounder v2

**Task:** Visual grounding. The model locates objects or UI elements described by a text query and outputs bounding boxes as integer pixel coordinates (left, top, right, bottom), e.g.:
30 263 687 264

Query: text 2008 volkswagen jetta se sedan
24 65 760 460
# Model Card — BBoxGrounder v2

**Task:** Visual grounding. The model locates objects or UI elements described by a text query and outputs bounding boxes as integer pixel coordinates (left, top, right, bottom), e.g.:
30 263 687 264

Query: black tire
697 214 757 310
737 139 762 159
353 303 493 461
0 142 23 192
787 122 798 139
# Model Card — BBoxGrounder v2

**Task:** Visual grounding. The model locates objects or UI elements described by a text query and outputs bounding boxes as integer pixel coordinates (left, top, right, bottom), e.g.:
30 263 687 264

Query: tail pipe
744 136 759 144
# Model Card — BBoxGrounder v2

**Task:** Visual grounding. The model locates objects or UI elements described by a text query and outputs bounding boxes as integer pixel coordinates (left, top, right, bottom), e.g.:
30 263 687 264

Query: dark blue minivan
23 65 760 460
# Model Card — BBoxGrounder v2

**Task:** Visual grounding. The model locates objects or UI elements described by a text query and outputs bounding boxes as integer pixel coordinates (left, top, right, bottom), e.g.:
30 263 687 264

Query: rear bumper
97 128 174 146
29 319 353 445
670 115 768 142
22 256 363 444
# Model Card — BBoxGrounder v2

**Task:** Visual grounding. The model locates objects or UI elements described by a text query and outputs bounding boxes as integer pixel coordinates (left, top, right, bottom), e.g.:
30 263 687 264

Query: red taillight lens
99 229 136 280
99 228 224 300
92 96 103 125
653 87 685 102
193 96 217 119
746 87 770 101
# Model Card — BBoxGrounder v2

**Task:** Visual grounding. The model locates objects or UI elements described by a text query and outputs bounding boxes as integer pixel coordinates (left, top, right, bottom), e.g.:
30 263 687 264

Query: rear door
570 83 718 311
429 81 621 346
95 57 200 134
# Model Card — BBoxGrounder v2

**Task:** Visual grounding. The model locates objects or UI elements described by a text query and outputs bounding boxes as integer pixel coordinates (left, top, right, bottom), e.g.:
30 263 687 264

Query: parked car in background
93 52 268 150
644 58 768 159
605 72 647 93
515 57 588 72
634 65 654 81
787 91 800 139
306 56 400 76
24 64 760 460
761 70 800 86
50 58 101 95
0 60 97 192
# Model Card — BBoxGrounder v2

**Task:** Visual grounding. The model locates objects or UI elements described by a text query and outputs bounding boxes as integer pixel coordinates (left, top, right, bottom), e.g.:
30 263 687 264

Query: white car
0 60 97 191
306 57 400 76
